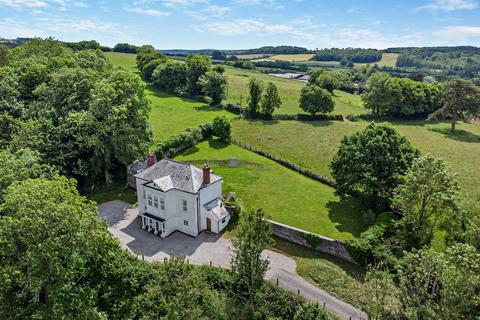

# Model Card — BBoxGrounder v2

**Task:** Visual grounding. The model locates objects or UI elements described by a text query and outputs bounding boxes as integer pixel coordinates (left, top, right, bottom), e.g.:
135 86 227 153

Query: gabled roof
135 159 221 194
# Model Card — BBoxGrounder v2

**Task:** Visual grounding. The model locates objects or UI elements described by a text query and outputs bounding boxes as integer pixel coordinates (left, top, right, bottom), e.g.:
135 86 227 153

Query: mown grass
224 66 366 115
106 52 234 144
105 52 138 72
232 119 480 204
176 139 368 240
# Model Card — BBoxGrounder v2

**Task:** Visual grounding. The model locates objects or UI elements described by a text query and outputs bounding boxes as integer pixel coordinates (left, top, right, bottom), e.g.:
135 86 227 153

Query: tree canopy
299 85 334 116
330 123 419 211
0 39 151 186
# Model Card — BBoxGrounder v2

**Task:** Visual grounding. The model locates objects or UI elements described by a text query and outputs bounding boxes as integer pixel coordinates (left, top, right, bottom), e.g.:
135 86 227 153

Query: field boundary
231 138 336 187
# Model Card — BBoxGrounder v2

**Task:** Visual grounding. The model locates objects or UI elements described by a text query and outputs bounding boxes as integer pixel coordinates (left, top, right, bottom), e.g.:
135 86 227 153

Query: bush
155 127 203 158
212 116 231 142
224 103 244 115
293 302 335 320
345 212 397 266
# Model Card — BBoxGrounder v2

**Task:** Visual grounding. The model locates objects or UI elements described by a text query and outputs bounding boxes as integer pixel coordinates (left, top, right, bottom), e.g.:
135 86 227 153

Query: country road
98 200 368 320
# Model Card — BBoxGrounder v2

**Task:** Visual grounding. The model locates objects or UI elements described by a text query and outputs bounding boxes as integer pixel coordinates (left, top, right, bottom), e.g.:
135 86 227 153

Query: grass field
224 66 366 115
233 119 480 204
106 52 234 144
176 139 368 240
355 53 399 68
267 54 316 62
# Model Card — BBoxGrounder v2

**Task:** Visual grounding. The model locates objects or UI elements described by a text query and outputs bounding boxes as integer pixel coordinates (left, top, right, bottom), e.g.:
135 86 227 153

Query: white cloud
417 0 478 12
124 7 170 16
0 0 47 7
436 25 480 37
162 0 208 8
0 0 88 10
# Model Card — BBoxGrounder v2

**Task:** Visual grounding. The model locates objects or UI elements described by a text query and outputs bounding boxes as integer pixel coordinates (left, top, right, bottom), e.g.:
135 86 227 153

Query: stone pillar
154 221 159 235
142 216 146 230
147 219 152 232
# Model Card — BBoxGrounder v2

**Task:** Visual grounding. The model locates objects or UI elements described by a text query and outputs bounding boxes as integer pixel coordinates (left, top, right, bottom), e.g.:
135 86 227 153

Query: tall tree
397 244 480 320
198 70 228 105
0 44 9 66
231 209 272 307
393 154 459 248
0 148 57 202
299 85 334 116
260 82 282 117
330 123 419 211
248 77 263 116
315 73 338 94
185 54 211 96
0 176 122 319
429 79 480 132
362 72 400 116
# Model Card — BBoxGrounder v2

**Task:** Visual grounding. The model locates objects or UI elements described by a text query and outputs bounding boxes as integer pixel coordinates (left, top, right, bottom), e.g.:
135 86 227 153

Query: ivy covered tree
260 82 282 117
393 154 459 248
299 85 334 116
330 123 419 211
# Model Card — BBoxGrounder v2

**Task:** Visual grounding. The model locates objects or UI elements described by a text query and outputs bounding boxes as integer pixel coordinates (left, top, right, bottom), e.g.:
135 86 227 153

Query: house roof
203 198 230 221
135 159 221 193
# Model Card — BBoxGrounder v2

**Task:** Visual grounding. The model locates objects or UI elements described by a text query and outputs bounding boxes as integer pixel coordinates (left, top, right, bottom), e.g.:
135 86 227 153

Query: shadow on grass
428 127 480 143
179 145 200 156
208 139 229 150
300 120 334 127
326 197 368 238
146 84 208 105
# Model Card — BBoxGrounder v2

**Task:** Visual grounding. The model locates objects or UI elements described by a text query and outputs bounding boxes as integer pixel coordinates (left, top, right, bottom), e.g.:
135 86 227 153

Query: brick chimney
203 164 211 185
146 153 157 167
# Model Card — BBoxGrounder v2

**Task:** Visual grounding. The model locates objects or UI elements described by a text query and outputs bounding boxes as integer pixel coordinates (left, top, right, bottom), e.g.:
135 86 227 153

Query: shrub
155 127 203 158
212 116 231 142
345 212 397 266
293 302 335 320
302 232 322 249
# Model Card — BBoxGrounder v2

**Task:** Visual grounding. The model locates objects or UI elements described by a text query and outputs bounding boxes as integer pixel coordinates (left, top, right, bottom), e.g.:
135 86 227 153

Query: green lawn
105 52 234 144
233 119 480 204
175 139 367 240
224 66 366 115
105 52 138 72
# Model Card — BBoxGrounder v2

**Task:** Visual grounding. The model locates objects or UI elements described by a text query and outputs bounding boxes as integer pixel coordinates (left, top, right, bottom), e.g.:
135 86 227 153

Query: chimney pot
203 164 211 185
146 153 157 167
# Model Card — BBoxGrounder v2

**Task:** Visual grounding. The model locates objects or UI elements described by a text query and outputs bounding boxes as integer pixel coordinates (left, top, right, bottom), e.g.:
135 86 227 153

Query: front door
206 217 211 232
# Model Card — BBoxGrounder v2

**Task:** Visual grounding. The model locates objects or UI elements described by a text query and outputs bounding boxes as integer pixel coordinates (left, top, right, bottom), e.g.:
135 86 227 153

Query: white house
134 158 230 238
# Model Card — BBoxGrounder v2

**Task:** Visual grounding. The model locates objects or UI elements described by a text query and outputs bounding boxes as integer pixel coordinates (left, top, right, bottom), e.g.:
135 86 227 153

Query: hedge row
272 114 344 121
231 138 336 188
155 123 213 158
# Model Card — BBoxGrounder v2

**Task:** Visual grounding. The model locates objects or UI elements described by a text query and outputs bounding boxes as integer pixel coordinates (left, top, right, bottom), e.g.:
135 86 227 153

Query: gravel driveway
98 200 367 320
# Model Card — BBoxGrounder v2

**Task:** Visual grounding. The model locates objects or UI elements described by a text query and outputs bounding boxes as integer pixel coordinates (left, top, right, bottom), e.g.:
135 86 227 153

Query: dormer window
182 200 187 211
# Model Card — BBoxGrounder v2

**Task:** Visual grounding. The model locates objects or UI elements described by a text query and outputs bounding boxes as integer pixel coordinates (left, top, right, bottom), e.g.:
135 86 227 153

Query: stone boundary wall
267 219 358 265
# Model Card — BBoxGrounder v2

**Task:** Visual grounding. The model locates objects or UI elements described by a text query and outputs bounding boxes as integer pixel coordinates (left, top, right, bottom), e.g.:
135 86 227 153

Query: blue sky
1 0 479 49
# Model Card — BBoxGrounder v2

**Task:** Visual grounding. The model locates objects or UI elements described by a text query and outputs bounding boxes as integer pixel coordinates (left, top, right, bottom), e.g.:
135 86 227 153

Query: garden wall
268 219 358 265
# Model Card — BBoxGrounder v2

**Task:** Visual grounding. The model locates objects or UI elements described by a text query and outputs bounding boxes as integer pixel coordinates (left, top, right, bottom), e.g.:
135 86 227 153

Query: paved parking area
98 200 367 320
